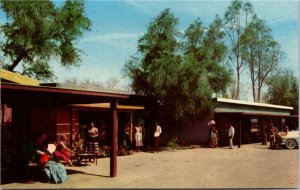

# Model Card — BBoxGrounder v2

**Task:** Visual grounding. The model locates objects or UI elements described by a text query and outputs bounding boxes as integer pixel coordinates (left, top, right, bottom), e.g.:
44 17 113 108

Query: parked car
279 130 299 149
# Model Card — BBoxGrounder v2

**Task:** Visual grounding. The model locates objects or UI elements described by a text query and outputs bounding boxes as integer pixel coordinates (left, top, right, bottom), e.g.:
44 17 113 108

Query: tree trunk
8 55 24 71
236 67 240 100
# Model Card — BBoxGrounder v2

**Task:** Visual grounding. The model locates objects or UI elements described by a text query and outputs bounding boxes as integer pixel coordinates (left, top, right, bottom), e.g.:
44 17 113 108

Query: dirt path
1 143 298 189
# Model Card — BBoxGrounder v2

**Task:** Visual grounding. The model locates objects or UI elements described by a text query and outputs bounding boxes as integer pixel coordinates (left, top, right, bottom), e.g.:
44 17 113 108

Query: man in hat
207 120 216 147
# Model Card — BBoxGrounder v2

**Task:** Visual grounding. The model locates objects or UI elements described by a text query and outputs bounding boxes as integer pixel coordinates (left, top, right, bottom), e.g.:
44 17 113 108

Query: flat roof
1 82 134 107
69 103 144 110
216 97 293 110
0 69 39 86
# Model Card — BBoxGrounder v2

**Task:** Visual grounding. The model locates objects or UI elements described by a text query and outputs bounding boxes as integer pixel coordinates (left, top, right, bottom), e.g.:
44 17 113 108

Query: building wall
30 107 57 142
178 119 210 145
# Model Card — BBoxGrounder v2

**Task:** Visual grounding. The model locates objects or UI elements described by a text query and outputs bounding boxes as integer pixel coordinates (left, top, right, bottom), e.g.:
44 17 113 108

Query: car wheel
286 139 296 149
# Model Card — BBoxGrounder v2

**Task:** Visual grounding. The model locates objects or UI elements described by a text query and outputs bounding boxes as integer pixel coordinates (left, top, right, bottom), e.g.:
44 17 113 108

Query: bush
167 137 181 149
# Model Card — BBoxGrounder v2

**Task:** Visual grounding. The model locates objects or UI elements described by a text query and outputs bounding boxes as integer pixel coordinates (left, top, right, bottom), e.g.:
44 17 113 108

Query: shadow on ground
66 168 110 178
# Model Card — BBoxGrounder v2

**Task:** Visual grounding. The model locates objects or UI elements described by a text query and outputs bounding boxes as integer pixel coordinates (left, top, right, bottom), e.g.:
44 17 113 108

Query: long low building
1 69 156 180
214 98 298 147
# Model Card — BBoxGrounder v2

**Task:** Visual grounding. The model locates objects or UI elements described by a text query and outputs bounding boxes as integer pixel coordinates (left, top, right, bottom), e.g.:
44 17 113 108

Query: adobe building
1 69 298 182
214 98 298 147
163 98 298 147
1 69 158 179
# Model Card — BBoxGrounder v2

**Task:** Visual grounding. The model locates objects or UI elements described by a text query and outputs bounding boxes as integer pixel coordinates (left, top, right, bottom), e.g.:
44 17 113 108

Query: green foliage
167 137 180 149
240 16 283 102
0 0 91 81
22 60 56 81
223 0 255 99
266 69 299 114
123 9 230 121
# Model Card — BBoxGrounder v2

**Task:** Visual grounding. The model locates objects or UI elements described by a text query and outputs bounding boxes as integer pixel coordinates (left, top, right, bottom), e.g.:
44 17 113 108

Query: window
250 118 259 133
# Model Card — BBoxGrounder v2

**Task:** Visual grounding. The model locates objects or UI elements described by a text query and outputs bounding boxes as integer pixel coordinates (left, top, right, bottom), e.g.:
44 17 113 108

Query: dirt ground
1 143 299 189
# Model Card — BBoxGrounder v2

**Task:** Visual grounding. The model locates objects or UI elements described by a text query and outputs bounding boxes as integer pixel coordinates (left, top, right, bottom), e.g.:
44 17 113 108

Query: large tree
181 16 231 117
223 0 255 99
123 9 182 119
240 17 284 102
0 0 91 81
124 9 231 121
265 69 299 114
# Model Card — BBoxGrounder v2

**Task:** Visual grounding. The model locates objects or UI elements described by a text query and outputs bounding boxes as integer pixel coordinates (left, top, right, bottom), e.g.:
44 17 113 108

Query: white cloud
82 32 142 49
83 32 140 42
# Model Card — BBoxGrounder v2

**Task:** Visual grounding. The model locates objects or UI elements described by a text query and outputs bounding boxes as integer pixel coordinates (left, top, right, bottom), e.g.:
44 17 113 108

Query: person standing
134 121 143 152
154 122 162 153
269 123 278 149
123 122 132 149
209 123 218 148
86 122 100 161
261 127 268 145
227 122 235 149
207 120 215 147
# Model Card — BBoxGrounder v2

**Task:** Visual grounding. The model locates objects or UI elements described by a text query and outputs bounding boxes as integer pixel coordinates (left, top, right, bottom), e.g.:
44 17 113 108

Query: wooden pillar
145 111 151 152
70 109 74 147
130 111 133 143
238 118 241 148
110 99 118 177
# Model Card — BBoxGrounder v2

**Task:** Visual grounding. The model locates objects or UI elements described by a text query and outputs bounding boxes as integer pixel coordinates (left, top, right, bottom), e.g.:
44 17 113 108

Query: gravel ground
1 143 298 189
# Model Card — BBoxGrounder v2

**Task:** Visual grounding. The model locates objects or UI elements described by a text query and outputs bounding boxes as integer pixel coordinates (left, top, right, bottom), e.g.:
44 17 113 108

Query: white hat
208 120 215 126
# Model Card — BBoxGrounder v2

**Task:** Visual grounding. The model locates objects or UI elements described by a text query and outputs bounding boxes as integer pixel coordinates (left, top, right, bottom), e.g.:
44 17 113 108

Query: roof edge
216 97 293 110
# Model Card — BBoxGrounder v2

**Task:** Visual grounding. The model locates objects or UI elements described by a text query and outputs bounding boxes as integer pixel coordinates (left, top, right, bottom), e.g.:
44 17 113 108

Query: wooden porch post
70 109 74 146
110 99 118 177
130 111 133 143
238 118 241 148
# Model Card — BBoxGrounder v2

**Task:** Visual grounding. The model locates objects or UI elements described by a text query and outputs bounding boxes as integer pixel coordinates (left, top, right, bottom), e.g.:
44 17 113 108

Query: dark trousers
154 137 160 152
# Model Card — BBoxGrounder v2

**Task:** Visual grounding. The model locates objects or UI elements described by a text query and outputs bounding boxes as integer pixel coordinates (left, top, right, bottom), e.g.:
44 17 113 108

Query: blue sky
1 0 299 90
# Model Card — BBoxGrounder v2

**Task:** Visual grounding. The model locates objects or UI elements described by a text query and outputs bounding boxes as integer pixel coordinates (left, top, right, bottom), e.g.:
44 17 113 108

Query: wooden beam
238 119 241 148
110 99 118 177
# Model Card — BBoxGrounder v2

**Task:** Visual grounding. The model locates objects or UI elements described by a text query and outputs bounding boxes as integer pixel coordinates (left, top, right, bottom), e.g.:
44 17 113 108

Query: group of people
123 121 162 153
208 119 290 149
208 120 235 149
267 123 289 149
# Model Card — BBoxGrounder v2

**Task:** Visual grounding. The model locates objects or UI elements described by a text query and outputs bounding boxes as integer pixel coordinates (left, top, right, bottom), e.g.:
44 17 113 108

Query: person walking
227 122 235 149
154 122 162 153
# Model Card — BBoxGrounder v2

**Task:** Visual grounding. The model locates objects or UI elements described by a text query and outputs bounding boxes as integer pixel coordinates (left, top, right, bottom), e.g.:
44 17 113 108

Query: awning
69 103 144 110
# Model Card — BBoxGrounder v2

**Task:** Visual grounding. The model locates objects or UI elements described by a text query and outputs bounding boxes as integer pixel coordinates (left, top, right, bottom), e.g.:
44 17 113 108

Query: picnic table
77 153 97 166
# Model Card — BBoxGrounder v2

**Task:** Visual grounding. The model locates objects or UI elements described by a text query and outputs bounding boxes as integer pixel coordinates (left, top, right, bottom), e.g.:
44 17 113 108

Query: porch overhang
69 103 144 110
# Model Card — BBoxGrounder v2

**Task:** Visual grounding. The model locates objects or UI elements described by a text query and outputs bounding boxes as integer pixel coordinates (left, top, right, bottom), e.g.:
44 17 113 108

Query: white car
279 130 299 149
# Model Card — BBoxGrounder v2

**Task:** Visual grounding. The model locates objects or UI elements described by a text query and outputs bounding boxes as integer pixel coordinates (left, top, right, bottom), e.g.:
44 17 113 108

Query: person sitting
40 141 67 184
281 125 289 136
72 133 84 162
53 134 75 166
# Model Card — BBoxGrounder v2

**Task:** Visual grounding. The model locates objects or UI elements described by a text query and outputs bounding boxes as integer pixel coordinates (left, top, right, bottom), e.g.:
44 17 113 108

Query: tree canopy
223 0 255 99
240 16 284 102
123 9 231 121
266 69 299 114
0 0 91 81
